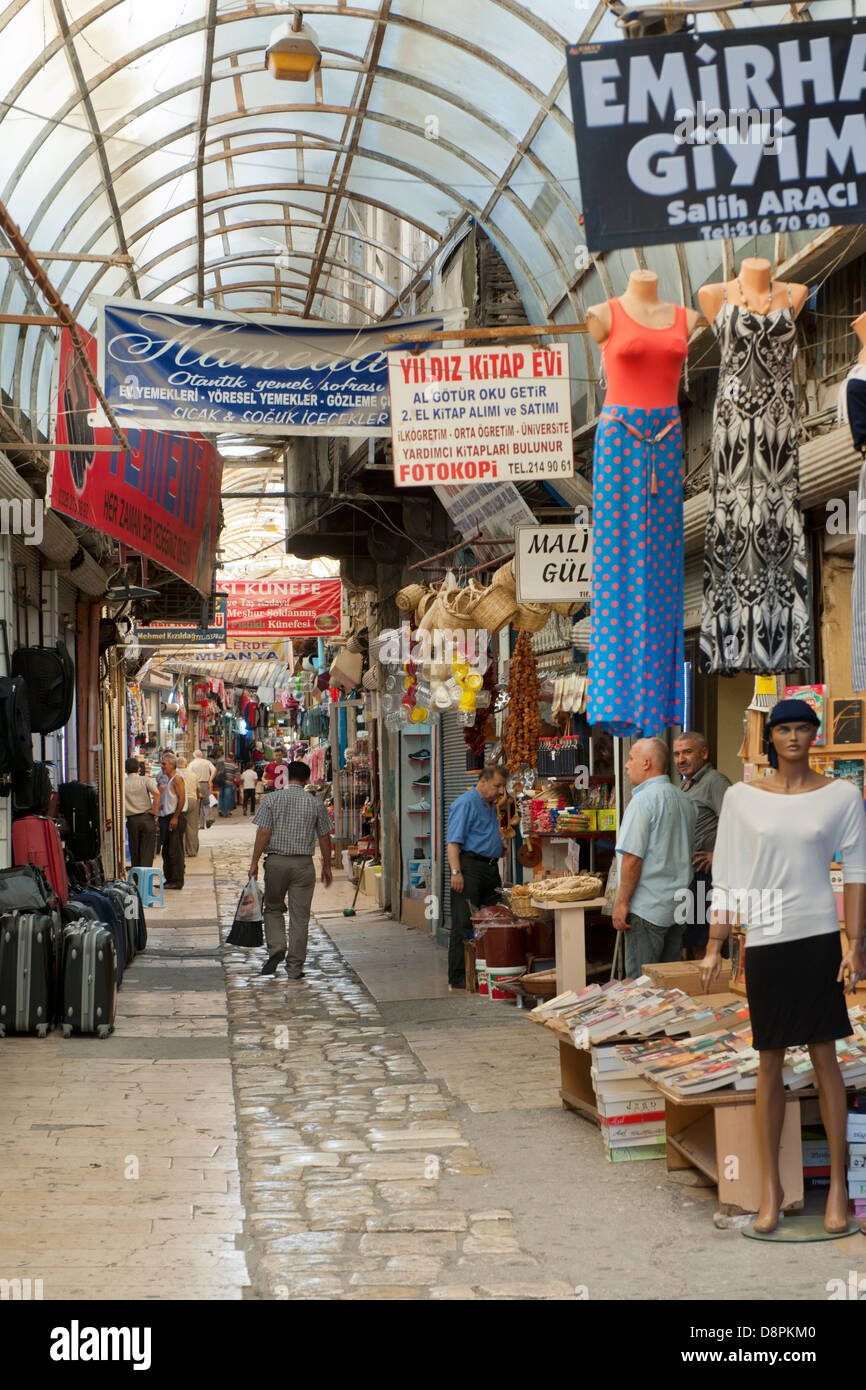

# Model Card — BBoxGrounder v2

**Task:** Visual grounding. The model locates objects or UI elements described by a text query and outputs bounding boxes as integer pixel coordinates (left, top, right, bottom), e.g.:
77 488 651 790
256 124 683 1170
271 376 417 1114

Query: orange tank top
602 298 688 409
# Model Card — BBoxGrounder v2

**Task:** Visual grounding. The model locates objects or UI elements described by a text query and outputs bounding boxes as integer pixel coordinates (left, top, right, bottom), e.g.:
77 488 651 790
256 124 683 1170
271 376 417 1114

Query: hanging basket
548 600 583 617
512 603 550 633
396 583 426 613
466 580 517 634
439 587 479 634
416 588 439 619
491 560 516 596
361 668 378 692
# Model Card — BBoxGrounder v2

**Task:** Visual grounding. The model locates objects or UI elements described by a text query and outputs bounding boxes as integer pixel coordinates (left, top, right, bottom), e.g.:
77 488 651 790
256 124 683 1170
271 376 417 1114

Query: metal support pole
0 198 132 453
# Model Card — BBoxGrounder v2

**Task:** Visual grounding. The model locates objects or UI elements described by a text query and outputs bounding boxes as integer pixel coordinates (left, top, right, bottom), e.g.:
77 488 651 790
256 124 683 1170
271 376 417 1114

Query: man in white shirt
177 755 202 858
124 757 159 867
241 765 260 816
189 750 216 830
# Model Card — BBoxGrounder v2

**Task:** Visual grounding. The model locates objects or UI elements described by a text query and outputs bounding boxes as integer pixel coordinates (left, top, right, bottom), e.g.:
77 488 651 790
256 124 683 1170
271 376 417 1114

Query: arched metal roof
1 0 861 551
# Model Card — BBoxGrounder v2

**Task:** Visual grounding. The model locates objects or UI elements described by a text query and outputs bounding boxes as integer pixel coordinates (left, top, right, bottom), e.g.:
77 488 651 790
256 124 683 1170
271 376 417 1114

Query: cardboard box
597 809 617 831
640 958 732 996
401 895 429 930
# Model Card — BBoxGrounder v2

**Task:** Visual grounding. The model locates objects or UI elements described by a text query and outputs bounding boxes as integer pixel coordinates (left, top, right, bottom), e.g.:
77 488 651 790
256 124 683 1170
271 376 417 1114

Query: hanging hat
763 698 820 768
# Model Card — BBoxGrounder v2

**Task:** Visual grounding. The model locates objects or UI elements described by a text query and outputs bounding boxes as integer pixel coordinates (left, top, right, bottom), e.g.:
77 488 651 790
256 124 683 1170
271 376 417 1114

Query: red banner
50 327 222 596
223 579 342 638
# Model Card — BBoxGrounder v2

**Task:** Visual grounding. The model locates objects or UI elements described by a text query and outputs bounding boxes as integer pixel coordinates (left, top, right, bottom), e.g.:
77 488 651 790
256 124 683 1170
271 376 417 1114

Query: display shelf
530 830 614 838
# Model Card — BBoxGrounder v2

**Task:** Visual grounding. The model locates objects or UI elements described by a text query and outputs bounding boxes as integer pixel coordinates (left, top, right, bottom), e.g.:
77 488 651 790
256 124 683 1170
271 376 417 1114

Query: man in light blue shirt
446 764 507 989
614 737 696 978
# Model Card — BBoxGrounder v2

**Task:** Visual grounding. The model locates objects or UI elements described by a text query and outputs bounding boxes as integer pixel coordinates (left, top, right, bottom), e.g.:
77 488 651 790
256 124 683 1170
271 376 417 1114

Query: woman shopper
241 764 259 815
702 699 866 1234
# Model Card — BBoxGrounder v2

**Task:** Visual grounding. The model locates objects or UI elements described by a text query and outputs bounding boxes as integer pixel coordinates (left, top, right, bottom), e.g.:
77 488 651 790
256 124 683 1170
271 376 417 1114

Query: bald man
613 737 696 978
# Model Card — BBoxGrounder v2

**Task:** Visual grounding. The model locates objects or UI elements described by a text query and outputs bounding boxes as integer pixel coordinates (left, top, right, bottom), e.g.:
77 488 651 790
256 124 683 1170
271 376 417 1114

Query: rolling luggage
59 922 116 1038
104 879 147 959
68 889 126 986
57 782 101 862
12 815 69 905
0 912 56 1036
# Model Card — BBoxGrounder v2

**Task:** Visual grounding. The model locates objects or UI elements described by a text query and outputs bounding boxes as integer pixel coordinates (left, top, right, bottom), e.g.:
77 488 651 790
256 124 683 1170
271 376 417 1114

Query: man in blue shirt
614 737 696 978
446 764 507 989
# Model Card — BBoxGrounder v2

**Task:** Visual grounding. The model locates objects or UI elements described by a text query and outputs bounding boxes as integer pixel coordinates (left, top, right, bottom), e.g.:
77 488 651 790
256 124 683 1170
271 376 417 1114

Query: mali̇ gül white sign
387 343 574 488
515 525 592 603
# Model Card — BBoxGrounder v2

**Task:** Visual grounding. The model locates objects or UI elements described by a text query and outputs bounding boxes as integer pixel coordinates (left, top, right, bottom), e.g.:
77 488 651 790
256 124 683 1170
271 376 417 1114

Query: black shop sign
566 18 866 251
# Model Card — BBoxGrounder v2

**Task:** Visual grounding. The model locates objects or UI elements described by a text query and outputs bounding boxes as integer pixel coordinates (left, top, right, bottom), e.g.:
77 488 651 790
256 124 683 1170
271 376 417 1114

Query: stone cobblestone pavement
216 846 576 1300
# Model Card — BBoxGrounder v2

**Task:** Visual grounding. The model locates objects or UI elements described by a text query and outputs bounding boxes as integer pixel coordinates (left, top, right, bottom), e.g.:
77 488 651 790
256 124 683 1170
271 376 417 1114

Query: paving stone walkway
216 846 575 1300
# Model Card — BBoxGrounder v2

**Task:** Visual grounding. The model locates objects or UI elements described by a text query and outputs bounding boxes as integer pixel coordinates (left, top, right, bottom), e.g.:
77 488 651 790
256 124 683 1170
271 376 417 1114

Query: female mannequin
702 699 866 1234
698 257 811 676
584 271 699 736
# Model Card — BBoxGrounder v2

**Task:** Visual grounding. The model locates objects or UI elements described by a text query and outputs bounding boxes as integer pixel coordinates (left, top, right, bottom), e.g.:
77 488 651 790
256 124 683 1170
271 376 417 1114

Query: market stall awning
157 655 294 689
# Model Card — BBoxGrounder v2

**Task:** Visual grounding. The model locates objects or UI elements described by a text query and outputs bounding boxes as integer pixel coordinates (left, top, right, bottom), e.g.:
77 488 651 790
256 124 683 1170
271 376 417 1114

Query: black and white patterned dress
699 285 811 675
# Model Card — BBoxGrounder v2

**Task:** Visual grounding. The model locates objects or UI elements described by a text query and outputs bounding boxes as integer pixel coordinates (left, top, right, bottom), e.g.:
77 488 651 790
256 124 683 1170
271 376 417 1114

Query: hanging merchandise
586 276 694 736
698 264 811 676
464 661 496 759
504 632 541 775
838 314 866 693
10 641 75 735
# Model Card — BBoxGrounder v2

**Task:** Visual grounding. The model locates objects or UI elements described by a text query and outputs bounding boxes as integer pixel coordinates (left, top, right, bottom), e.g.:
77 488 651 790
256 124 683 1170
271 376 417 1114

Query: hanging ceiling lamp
265 11 321 81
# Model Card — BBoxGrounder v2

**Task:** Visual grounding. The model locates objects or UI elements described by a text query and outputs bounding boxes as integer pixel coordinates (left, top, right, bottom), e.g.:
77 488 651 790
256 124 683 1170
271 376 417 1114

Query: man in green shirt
674 731 731 959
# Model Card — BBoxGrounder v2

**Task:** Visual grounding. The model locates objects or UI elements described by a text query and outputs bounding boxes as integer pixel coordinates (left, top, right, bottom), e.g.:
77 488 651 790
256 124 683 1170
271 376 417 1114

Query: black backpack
10 642 74 735
58 781 101 861
12 762 54 818
0 621 32 779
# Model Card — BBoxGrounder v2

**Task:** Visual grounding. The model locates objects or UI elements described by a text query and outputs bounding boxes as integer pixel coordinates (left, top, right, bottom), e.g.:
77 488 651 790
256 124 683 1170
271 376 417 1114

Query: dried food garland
505 631 541 774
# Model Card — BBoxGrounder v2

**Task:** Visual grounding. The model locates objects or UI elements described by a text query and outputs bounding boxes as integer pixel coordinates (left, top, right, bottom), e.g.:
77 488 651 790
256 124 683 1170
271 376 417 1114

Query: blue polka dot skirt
587 405 684 738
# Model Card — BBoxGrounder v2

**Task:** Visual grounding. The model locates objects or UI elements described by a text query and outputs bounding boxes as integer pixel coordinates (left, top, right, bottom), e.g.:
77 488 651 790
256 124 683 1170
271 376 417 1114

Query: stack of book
848 1111 866 1221
591 1044 666 1163
801 1129 831 1190
615 1025 756 1099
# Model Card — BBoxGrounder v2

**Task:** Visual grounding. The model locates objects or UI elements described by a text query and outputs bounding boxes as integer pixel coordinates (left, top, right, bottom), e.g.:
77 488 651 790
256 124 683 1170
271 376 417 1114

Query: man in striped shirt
249 760 333 979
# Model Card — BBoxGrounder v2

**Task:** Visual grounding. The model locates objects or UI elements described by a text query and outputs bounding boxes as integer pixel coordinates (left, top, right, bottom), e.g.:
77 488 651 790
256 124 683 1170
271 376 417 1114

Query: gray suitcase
0 911 55 1036
59 922 117 1039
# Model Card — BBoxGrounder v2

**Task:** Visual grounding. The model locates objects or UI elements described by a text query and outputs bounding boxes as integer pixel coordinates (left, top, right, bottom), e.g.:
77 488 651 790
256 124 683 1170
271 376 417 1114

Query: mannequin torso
588 269 700 346
698 257 807 323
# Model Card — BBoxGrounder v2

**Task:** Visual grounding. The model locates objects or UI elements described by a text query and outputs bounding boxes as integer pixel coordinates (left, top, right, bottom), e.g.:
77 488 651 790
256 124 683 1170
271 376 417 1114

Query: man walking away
214 757 237 817
614 737 696 978
445 764 507 990
177 755 201 858
249 760 333 979
673 731 731 959
159 752 187 890
241 764 260 815
189 748 216 829
124 757 159 867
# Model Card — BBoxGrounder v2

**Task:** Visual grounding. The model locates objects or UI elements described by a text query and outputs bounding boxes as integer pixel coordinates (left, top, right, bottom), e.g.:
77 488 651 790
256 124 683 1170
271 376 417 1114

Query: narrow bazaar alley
4 814 866 1302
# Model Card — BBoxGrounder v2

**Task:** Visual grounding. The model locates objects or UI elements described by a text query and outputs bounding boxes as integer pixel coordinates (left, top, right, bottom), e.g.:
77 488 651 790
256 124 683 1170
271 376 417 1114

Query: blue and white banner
97 298 443 437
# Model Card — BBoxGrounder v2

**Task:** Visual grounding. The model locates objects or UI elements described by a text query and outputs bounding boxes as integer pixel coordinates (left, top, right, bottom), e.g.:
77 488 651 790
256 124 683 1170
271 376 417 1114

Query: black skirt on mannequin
745 932 852 1051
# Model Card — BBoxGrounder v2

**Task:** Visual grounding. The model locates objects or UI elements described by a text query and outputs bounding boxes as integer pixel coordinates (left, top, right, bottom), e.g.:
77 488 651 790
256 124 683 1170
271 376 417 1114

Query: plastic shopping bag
600 857 617 917
209 794 218 807
227 877 264 947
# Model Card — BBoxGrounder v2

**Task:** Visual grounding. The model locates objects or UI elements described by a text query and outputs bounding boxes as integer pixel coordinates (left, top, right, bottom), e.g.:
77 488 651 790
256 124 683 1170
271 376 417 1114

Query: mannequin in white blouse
702 719 865 1234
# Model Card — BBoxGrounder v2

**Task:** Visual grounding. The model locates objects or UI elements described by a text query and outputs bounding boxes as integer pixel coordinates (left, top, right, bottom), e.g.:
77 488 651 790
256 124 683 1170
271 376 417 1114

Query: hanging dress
699 284 811 675
839 364 866 691
588 298 687 737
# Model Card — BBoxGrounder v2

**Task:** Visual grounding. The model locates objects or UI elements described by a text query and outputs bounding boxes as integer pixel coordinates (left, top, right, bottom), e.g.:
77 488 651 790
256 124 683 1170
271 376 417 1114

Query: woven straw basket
396 583 426 613
491 560 516 596
439 587 479 633
548 600 582 617
466 580 516 633
513 602 550 633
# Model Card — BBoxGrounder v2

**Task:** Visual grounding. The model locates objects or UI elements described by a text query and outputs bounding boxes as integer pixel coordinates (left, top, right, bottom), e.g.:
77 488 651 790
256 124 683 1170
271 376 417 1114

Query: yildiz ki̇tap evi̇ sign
566 18 866 251
387 343 575 487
